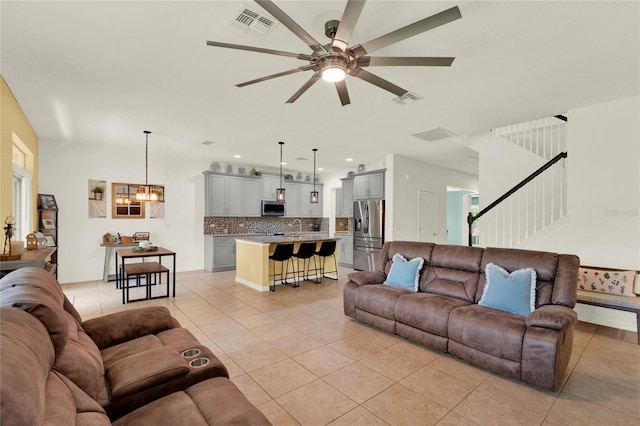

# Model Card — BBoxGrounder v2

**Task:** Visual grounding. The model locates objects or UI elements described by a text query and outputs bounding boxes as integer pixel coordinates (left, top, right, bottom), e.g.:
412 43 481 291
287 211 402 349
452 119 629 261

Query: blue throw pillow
479 263 537 316
384 253 424 292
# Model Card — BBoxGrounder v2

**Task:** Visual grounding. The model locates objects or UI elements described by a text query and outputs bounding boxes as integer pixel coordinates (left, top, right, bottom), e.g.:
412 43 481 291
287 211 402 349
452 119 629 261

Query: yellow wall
0 75 39 226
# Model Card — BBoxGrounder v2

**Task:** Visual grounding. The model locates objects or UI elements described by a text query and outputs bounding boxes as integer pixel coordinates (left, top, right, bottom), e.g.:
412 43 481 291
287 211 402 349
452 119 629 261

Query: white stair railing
471 116 568 248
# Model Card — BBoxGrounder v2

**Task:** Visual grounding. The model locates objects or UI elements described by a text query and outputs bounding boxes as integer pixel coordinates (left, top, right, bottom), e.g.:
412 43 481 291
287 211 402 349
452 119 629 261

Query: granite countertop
235 234 336 245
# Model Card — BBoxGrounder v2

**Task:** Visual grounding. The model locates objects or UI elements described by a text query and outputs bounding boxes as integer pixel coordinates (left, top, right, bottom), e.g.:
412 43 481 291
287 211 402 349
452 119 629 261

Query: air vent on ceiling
412 127 457 142
231 5 278 38
392 92 422 105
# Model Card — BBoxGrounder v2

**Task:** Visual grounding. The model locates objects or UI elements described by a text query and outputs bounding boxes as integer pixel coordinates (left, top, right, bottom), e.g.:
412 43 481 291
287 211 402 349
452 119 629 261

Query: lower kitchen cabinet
337 235 353 267
204 235 237 272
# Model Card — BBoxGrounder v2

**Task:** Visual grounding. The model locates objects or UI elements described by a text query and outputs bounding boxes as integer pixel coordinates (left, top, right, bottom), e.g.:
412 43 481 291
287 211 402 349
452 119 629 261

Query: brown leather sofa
0 267 271 425
344 241 580 391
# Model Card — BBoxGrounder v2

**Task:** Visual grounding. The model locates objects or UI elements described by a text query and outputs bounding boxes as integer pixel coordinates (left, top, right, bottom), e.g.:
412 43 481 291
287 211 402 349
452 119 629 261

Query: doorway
418 190 437 243
446 187 478 245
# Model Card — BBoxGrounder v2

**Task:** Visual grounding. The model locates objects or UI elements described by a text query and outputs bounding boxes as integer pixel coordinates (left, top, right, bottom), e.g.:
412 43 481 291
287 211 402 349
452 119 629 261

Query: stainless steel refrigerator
353 199 384 271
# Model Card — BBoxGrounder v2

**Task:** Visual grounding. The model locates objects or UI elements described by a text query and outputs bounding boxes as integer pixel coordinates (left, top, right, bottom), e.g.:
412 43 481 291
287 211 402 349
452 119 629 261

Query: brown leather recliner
0 306 272 426
0 267 268 422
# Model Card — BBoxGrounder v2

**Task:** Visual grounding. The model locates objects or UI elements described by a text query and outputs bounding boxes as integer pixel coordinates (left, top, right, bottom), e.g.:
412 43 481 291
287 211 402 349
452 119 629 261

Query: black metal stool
315 240 338 281
293 242 320 284
269 243 296 291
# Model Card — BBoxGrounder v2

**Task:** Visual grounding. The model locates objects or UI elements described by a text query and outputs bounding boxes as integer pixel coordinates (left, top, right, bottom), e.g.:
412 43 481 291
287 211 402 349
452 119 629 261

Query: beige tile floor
62 268 640 426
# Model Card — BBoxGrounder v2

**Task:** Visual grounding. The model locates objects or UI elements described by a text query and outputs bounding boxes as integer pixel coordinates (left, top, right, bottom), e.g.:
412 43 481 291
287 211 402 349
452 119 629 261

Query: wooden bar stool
293 242 320 284
269 243 296 291
315 240 338 282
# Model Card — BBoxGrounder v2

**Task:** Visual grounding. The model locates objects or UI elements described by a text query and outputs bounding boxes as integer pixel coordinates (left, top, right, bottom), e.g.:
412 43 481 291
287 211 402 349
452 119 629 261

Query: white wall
470 132 548 209
386 154 478 243
39 140 209 284
523 96 640 269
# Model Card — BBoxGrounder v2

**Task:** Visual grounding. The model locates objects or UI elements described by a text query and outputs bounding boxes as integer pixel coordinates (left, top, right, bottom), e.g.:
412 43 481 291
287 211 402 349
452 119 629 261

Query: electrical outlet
239 223 244 228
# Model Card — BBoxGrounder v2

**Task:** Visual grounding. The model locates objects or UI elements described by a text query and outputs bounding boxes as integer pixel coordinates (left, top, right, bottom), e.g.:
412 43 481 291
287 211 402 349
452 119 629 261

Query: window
12 165 32 241
112 183 145 219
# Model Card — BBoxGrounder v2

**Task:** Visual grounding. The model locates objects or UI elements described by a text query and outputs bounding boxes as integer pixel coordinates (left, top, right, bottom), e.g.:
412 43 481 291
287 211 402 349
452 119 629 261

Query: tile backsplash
204 217 328 235
335 217 352 233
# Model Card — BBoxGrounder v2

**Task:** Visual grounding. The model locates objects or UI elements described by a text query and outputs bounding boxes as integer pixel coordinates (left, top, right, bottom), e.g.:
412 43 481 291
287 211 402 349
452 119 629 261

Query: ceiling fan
206 0 461 106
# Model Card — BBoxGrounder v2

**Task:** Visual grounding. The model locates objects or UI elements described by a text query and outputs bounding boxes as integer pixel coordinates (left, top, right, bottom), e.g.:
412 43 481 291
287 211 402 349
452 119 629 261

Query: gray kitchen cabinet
205 235 237 271
286 182 323 218
244 178 261 217
341 178 354 216
204 172 260 217
284 182 300 217
354 170 385 200
261 174 280 201
337 236 353 267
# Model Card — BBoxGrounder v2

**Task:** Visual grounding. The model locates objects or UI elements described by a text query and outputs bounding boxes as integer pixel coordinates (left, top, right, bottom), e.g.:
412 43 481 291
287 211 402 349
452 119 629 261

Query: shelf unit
37 194 58 277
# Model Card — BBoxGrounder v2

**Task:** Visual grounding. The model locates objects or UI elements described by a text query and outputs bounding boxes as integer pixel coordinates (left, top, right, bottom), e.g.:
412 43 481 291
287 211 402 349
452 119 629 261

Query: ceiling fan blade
332 0 366 52
349 67 408 97
206 41 313 61
236 65 314 88
286 71 321 103
335 80 351 106
351 6 461 58
357 56 455 67
255 0 327 53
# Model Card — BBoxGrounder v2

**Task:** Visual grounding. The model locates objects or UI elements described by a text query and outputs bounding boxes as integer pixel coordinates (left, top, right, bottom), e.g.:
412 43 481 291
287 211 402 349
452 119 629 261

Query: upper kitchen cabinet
204 172 261 217
261 174 281 201
341 178 354 216
284 181 323 218
244 178 261 216
354 170 385 200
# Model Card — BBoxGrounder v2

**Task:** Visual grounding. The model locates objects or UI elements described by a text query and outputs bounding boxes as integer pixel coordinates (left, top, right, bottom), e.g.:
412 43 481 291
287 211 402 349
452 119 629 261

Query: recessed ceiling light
346 158 353 162
233 154 241 158
280 161 287 165
317 167 324 171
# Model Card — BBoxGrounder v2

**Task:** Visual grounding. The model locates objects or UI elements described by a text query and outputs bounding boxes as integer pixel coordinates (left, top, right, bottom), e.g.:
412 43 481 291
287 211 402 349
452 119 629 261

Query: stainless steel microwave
262 200 286 216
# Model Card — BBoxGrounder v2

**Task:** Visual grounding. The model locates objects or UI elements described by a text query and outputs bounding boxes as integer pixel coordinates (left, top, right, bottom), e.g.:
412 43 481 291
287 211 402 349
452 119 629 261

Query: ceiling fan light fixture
321 57 347 82
322 66 345 82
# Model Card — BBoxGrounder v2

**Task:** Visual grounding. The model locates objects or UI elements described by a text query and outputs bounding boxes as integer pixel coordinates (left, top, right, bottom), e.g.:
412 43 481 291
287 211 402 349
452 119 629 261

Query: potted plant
92 185 104 200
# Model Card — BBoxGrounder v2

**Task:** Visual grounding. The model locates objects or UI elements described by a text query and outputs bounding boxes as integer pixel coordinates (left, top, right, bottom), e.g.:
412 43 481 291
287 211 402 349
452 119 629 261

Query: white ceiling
2 1 638 175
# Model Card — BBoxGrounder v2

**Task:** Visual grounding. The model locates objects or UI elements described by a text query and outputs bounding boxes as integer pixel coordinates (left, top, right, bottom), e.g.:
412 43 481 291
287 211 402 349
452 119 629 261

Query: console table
101 243 137 282
115 247 176 304
0 248 57 278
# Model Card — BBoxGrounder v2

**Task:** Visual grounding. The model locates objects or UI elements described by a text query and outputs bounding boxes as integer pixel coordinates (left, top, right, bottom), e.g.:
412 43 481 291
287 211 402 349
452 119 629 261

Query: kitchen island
235 235 338 291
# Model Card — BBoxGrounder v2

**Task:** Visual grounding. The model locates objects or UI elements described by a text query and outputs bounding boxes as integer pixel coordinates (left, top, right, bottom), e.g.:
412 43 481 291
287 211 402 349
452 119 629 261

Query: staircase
469 116 568 248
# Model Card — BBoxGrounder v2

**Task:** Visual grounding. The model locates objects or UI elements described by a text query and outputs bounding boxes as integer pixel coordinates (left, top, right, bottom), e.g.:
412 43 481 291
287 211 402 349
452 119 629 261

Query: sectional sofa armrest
525 305 577 331
82 306 180 349
347 271 386 286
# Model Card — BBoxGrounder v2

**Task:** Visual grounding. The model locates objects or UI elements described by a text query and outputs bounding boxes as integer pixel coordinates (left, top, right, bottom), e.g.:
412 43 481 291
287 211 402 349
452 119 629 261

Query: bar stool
315 240 338 282
269 243 296 292
293 242 320 284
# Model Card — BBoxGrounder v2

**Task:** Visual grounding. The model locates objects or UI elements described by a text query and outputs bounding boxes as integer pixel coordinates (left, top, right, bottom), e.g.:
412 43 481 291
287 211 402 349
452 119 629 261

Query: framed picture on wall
38 194 58 210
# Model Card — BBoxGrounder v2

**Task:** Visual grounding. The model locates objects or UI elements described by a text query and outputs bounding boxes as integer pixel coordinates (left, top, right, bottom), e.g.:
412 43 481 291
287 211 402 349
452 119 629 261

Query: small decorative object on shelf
38 194 58 210
102 232 115 245
26 232 47 250
1 216 21 261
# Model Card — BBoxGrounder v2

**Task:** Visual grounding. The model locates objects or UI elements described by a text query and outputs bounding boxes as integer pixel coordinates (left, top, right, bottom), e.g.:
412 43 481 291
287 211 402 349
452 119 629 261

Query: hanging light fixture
276 141 286 202
135 130 165 202
310 148 319 203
